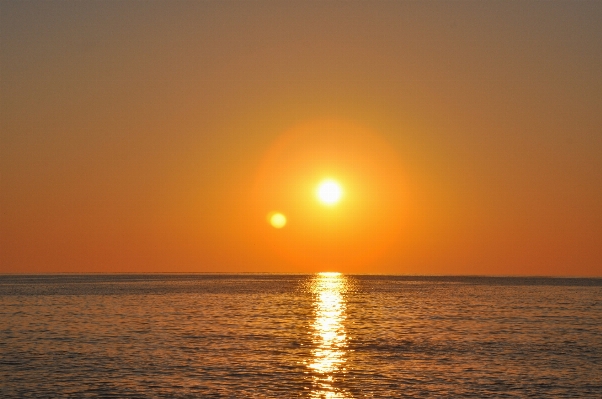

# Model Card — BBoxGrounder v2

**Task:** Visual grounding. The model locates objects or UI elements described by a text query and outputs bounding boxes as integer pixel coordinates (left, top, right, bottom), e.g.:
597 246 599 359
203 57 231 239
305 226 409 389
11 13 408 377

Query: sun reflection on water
308 272 352 398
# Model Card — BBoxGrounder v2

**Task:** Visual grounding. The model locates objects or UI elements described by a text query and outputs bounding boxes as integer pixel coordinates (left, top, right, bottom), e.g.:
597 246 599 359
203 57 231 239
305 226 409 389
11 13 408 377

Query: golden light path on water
308 272 351 398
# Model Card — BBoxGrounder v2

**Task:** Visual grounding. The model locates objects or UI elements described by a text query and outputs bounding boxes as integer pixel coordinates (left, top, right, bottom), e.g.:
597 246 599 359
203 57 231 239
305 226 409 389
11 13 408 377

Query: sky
1 1 601 276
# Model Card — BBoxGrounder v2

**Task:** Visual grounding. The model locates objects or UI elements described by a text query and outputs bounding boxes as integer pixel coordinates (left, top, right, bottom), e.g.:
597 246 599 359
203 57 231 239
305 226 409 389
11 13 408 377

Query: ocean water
0 274 600 398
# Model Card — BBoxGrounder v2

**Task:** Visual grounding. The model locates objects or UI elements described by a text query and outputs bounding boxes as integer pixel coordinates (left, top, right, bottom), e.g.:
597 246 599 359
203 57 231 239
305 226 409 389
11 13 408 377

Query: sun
316 179 343 206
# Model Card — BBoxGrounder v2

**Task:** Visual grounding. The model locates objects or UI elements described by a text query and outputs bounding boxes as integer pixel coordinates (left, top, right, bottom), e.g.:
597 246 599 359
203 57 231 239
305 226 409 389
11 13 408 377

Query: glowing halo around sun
316 179 343 206
252 119 407 270
268 212 287 228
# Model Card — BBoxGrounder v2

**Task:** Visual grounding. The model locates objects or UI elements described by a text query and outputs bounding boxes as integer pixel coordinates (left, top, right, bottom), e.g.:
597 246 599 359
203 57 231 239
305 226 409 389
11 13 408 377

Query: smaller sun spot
268 212 287 228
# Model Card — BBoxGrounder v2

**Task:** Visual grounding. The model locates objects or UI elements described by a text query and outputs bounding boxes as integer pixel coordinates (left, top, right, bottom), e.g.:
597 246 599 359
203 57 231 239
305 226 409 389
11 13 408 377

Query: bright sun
316 179 343 206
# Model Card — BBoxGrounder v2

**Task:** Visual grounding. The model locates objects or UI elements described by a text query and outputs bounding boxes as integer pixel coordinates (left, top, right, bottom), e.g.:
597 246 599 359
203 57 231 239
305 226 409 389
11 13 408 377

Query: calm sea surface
1 274 600 398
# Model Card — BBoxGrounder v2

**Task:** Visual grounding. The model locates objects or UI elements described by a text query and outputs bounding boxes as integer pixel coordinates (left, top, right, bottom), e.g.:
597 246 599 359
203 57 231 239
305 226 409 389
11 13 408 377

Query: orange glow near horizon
252 120 407 271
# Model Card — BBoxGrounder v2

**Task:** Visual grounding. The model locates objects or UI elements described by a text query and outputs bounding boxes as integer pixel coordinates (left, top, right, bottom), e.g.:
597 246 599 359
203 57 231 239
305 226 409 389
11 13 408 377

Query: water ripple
1 274 600 397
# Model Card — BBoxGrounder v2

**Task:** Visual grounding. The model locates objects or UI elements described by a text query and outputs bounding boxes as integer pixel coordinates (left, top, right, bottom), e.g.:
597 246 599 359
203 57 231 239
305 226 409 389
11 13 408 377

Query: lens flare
268 212 287 228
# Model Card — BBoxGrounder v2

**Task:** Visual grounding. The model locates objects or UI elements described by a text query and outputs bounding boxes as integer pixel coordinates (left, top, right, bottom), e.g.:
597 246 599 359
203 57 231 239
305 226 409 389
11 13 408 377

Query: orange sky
1 1 601 276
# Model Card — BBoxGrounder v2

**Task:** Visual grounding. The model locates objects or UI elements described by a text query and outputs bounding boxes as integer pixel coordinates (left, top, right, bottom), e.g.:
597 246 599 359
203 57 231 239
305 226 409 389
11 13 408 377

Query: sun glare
309 272 350 397
254 120 406 268
317 179 343 206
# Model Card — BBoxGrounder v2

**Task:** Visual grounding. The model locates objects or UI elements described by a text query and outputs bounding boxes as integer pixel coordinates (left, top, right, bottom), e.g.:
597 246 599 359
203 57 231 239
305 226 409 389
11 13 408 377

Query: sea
1 274 600 398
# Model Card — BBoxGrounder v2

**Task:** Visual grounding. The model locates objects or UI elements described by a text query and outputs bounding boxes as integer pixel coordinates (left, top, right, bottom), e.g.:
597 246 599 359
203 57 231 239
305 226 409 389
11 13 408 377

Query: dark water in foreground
1 274 600 398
